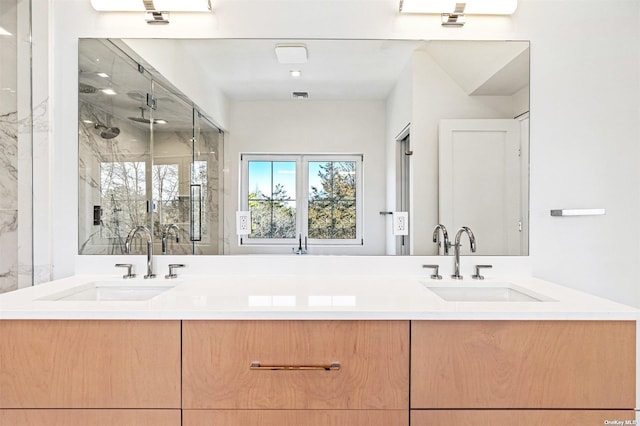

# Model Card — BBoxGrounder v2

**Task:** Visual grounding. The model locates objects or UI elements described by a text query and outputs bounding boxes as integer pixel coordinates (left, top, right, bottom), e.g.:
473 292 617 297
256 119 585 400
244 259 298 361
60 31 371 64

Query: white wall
43 0 640 310
226 100 387 255
521 1 640 308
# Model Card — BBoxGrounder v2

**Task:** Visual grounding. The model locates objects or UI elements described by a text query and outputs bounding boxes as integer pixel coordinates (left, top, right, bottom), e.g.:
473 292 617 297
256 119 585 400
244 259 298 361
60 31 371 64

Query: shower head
94 122 121 139
79 82 98 94
128 107 168 125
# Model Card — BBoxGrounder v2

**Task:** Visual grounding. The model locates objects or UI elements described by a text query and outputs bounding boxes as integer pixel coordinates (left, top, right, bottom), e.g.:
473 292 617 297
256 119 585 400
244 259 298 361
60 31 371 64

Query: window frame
240 153 364 248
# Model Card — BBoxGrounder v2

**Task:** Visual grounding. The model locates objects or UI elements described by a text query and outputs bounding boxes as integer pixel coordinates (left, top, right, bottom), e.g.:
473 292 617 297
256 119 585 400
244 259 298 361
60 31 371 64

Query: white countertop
0 274 637 320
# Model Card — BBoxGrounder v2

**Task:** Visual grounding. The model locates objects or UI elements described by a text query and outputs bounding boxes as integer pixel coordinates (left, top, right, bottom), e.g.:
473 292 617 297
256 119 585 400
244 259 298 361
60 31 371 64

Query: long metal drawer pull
250 362 340 371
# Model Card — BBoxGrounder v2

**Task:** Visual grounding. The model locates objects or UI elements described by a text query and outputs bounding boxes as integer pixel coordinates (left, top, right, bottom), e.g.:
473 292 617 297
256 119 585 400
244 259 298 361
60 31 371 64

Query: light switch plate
236 211 251 235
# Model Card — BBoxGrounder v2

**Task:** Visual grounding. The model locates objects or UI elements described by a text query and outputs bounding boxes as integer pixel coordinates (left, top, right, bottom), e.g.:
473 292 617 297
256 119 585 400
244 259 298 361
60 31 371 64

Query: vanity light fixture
90 0 212 24
399 0 518 26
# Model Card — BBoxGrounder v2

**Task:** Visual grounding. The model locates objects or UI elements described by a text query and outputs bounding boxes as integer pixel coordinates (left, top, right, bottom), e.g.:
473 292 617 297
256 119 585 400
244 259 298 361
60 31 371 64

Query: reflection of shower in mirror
94 122 120 139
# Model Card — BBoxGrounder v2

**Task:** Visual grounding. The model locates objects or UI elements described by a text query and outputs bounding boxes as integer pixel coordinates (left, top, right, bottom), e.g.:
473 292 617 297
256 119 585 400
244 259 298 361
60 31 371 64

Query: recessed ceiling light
101 88 117 95
96 72 109 78
290 70 302 78
275 44 308 64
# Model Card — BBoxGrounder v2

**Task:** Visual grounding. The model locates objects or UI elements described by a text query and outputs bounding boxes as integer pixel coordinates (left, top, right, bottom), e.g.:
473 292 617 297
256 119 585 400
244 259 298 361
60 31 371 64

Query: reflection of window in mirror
240 154 363 246
99 161 147 252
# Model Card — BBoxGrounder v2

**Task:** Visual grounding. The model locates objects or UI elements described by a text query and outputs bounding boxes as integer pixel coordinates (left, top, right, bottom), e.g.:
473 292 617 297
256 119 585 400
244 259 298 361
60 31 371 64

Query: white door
439 119 522 255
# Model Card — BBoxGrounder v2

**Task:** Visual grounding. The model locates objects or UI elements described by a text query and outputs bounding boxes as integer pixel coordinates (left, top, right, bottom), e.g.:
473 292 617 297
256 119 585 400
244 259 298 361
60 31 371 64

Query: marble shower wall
0 0 26 293
0 111 18 293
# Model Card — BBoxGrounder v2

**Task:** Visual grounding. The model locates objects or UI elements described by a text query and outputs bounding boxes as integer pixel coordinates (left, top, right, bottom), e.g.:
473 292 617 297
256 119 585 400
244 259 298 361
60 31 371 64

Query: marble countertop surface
0 273 637 320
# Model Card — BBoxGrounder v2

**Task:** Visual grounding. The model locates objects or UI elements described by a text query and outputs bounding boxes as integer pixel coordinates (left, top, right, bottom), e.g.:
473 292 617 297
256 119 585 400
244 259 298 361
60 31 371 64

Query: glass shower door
192 111 224 255
150 80 194 255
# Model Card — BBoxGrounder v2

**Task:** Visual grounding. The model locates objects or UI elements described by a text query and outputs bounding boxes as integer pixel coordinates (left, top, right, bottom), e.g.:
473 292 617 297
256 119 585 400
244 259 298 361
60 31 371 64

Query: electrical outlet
236 211 251 235
393 212 409 236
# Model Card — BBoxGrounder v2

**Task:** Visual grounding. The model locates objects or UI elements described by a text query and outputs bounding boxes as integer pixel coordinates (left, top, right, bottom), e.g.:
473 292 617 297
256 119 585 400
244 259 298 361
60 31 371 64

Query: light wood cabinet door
411 320 635 409
0 320 181 408
184 409 408 426
0 409 181 426
411 409 637 425
183 320 409 409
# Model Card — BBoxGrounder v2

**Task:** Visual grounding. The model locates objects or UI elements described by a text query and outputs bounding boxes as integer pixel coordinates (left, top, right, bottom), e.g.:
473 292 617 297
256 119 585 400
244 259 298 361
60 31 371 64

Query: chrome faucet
292 233 308 255
432 224 451 255
451 226 476 279
161 224 180 255
124 225 156 279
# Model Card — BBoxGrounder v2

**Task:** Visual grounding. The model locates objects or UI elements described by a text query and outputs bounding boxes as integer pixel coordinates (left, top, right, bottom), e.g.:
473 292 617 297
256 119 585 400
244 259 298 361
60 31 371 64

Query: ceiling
78 38 530 133
122 38 529 102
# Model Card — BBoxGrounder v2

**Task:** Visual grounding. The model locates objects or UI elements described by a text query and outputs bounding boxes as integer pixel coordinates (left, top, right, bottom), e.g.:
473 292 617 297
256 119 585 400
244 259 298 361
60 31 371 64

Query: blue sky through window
248 161 296 199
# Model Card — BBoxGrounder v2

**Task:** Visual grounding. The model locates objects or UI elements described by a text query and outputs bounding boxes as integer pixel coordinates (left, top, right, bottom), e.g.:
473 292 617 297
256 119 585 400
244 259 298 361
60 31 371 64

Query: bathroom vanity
0 274 636 426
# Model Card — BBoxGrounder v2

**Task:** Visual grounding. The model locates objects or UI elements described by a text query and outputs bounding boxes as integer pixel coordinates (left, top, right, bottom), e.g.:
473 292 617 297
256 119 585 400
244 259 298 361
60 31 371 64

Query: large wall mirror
78 38 529 257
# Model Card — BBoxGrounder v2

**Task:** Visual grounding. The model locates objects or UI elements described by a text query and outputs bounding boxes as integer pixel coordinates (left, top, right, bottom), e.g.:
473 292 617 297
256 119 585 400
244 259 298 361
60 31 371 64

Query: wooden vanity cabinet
410 320 636 424
0 320 181 425
0 317 635 426
182 320 409 424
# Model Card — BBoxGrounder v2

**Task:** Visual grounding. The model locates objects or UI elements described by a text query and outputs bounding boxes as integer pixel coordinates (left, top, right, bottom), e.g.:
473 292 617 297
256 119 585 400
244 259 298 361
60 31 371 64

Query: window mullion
298 156 308 240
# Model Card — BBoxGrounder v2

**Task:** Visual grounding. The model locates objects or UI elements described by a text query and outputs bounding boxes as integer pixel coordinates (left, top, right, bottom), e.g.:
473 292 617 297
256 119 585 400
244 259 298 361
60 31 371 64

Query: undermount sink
423 282 552 302
39 281 178 301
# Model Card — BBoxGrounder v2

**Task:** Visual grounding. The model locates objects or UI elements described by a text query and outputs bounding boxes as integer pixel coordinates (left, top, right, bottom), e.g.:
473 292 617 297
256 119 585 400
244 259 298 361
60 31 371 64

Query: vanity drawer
182 320 409 409
411 409 636 426
0 320 181 408
0 409 181 426
411 320 636 409
183 409 408 426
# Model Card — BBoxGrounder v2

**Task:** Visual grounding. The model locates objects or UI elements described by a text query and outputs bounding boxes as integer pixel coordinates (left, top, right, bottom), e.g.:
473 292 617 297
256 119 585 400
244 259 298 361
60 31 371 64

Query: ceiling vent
292 92 309 99
275 44 308 64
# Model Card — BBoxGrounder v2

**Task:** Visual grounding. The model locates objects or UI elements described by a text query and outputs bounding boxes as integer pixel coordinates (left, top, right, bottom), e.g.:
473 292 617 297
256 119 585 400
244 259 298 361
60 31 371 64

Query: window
241 154 363 246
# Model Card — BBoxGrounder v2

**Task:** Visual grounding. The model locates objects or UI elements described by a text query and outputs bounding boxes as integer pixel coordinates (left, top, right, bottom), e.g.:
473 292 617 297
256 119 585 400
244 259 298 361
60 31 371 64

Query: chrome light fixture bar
441 3 465 27
90 0 212 24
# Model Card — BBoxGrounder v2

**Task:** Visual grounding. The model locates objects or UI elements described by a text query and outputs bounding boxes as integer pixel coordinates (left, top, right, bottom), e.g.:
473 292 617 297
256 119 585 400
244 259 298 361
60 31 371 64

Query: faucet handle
165 263 186 279
115 263 136 279
472 264 493 280
423 264 442 280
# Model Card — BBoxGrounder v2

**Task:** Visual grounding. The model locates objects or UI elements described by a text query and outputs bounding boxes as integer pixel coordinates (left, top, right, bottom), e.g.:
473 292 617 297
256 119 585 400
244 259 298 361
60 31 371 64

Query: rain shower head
95 122 121 139
128 107 168 125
